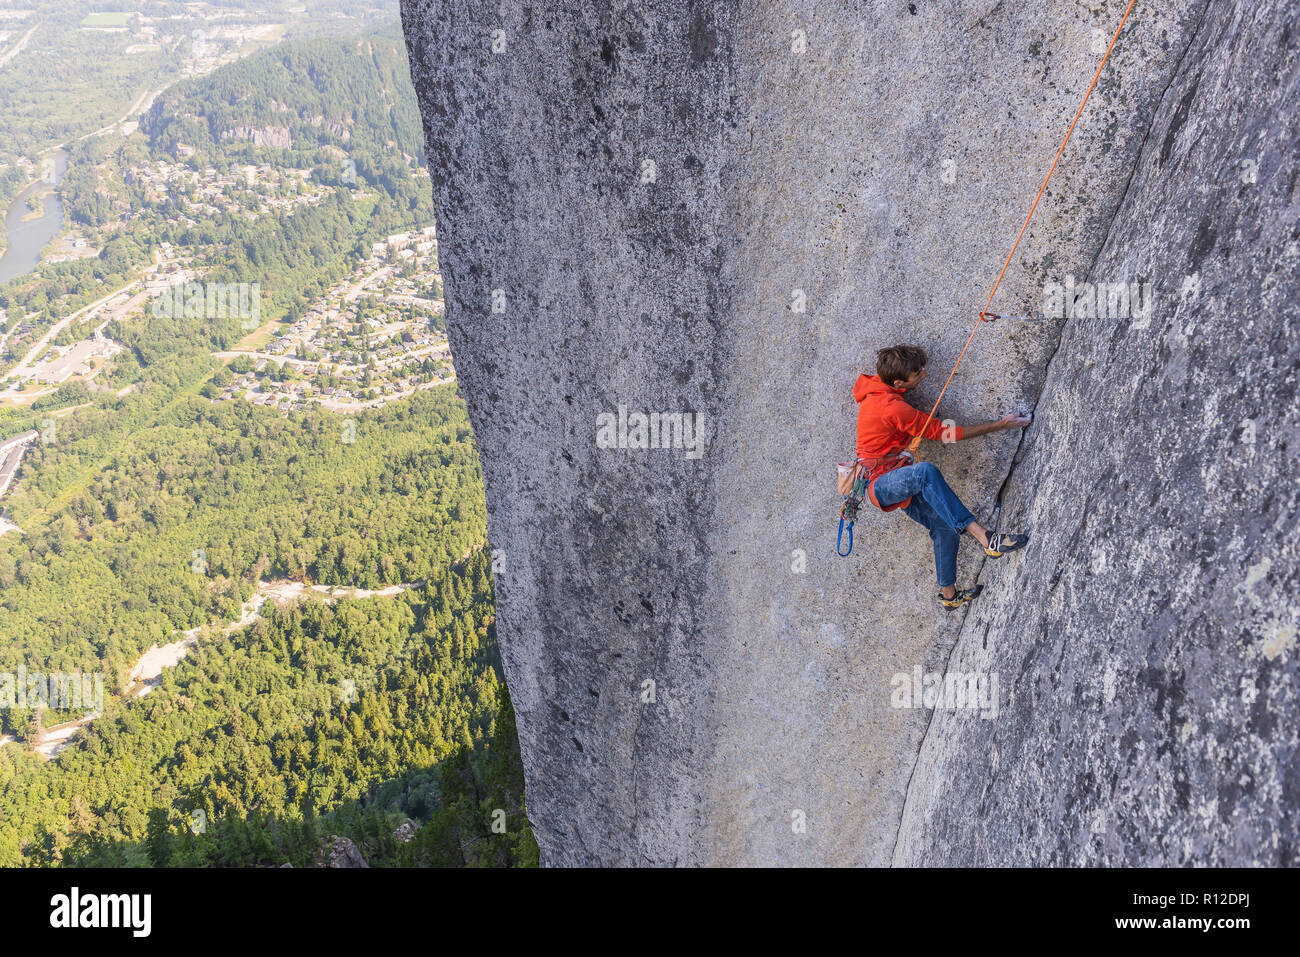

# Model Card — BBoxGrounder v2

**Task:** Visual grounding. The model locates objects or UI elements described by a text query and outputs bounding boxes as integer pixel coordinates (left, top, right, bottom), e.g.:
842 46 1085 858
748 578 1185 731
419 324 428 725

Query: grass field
232 317 289 352
80 12 131 28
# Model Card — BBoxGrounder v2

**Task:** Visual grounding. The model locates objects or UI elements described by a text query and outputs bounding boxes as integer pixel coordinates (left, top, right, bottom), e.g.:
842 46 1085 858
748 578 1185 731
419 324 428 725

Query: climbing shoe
938 584 983 609
984 532 1029 558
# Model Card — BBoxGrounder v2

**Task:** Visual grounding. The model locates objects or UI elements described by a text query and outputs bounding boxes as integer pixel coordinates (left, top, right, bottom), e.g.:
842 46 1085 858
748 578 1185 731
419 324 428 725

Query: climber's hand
999 413 1031 429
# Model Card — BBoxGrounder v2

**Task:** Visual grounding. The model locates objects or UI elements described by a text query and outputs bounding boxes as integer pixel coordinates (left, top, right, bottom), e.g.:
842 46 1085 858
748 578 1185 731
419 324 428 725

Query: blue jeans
872 462 977 589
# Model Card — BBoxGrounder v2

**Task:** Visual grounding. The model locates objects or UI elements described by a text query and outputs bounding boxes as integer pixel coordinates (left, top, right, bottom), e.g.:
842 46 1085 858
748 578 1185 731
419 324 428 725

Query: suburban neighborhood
211 226 452 413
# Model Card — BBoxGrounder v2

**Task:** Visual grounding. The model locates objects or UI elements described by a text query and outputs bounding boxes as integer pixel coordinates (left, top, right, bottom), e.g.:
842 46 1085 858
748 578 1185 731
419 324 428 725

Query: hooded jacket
853 374 965 510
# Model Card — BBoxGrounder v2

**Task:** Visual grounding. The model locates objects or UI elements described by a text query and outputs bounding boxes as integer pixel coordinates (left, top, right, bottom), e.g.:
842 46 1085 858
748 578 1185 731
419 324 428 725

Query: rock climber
854 344 1031 609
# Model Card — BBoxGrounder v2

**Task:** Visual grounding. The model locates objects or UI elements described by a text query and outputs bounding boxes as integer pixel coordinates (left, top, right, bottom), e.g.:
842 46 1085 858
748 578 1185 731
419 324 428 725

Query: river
0 148 68 286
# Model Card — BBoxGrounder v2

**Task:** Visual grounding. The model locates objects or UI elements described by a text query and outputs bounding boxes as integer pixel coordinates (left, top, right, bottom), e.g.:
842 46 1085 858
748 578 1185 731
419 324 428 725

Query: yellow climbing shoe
984 532 1029 558
938 584 984 609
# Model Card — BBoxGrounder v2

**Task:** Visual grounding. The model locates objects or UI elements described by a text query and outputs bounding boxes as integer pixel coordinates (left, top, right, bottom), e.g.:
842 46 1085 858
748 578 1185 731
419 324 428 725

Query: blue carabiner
836 516 854 556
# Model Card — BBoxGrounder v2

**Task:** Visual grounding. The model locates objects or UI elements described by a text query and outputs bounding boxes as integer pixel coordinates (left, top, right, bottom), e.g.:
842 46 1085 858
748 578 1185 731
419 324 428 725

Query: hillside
1 28 435 371
0 19 535 868
141 33 425 163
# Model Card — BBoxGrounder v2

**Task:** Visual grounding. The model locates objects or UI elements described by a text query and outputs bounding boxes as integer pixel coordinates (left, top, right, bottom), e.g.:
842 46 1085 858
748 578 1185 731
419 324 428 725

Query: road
213 340 447 370
313 377 454 412
0 25 35 69
0 430 38 498
345 265 393 303
71 83 168 145
0 273 164 404
1 279 140 386
212 350 318 368
5 577 423 759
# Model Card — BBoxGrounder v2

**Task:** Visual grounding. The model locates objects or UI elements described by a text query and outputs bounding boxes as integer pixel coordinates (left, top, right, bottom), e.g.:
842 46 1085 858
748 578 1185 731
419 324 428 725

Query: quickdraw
836 492 861 557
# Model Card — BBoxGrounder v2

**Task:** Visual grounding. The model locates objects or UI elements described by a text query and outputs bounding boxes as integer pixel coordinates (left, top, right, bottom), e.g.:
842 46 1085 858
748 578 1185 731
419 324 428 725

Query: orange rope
908 0 1140 456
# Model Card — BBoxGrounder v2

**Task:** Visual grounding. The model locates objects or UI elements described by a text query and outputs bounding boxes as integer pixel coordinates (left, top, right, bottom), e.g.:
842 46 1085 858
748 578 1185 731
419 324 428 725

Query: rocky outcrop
393 818 419 843
327 836 369 868
307 115 352 141
401 0 1297 865
220 125 293 149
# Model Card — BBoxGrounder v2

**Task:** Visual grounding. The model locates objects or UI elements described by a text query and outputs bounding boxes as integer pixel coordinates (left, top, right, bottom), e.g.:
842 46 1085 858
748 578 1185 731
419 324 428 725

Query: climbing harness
837 0 1138 556
906 0 1141 459
836 451 914 556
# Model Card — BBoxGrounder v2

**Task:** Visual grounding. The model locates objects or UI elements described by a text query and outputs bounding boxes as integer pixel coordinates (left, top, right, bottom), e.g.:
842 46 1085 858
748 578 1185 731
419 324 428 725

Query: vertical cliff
401 0 1297 865
894 0 1299 865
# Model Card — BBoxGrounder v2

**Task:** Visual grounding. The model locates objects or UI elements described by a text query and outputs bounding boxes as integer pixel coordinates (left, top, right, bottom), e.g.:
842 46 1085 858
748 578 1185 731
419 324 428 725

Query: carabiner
836 516 854 557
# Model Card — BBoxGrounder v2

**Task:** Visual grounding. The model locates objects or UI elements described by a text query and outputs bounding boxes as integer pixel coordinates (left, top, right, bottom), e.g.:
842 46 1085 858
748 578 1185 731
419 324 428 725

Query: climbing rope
907 0 1140 457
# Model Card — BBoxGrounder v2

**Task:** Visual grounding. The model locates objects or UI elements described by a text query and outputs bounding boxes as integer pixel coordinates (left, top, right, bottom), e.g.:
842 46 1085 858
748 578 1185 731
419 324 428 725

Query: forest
3 550 538 868
0 21 537 867
0 386 488 698
0 374 540 867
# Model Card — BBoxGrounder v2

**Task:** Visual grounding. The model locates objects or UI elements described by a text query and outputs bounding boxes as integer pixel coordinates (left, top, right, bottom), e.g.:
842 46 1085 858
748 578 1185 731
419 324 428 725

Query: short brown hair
877 344 928 386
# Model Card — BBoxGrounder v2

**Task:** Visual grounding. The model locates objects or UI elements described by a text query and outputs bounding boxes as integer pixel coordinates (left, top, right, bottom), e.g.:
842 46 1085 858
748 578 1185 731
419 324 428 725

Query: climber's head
877 344 928 391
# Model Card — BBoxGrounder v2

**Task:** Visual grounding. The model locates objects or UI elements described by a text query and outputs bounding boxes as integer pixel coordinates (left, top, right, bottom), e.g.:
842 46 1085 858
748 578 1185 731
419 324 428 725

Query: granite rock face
894 0 1300 866
401 0 1297 865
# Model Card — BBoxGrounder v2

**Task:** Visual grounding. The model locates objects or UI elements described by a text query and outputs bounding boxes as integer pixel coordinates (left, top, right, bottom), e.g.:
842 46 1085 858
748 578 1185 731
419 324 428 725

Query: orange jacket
853 374 965 510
